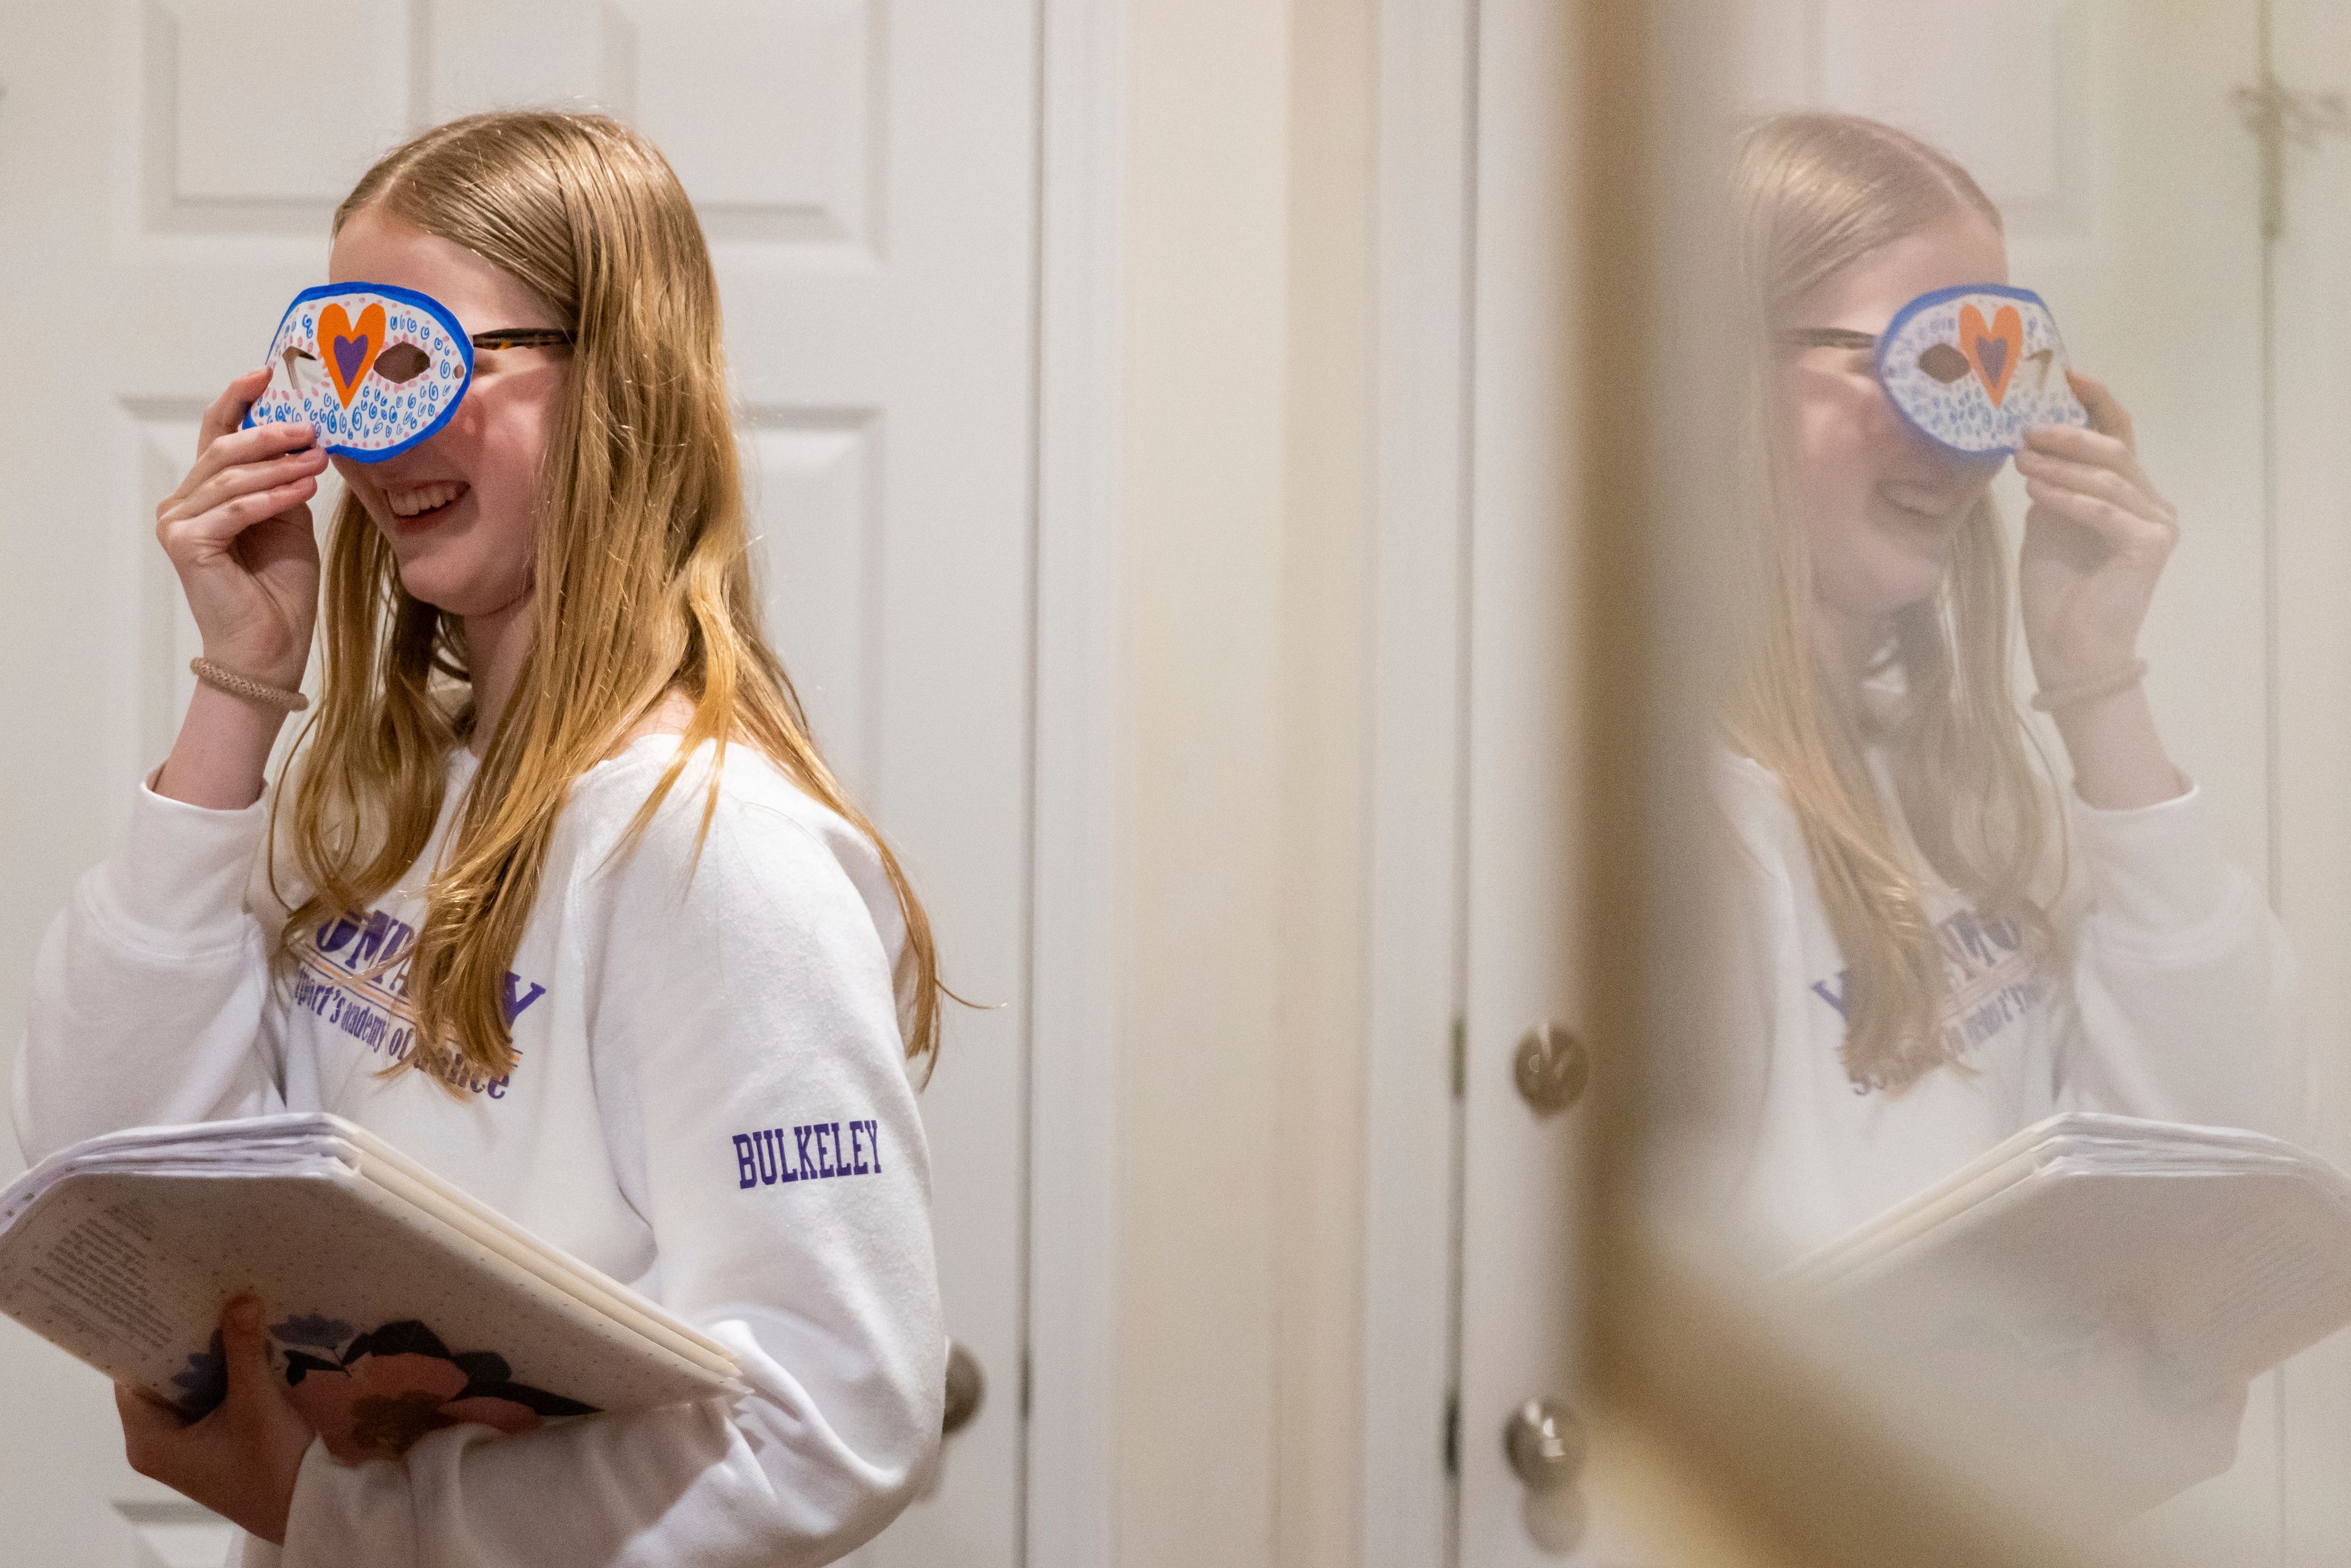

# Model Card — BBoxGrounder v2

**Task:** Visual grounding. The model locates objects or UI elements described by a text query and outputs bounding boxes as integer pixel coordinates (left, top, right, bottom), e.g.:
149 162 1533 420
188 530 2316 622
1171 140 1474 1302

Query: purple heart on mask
1976 336 2008 388
331 335 369 387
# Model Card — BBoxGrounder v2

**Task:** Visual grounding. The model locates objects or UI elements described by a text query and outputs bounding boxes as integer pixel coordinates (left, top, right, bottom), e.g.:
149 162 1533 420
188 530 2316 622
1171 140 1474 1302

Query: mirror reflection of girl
1705 112 2297 1262
12 113 946 1561
1692 109 2300 1512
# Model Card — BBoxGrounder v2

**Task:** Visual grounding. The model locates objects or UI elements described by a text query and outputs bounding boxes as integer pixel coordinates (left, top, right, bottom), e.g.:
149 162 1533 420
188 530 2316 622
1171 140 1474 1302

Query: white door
1365 2 1606 1559
1452 0 1592 1561
0 4 1035 1564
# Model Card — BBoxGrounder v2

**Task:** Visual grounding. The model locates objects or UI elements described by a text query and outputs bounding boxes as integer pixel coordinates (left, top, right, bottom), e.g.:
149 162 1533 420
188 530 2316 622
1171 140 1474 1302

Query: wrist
155 681 290 810
2049 682 2188 811
2030 656 2147 715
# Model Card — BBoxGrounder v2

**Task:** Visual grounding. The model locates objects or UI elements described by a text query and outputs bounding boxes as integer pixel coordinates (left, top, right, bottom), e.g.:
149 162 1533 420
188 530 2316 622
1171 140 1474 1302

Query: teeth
388 482 462 518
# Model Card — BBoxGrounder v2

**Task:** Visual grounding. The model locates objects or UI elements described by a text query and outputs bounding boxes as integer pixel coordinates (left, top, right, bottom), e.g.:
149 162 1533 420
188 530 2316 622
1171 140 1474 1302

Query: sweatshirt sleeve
277 772 944 1566
12 776 287 1162
2055 780 2301 1136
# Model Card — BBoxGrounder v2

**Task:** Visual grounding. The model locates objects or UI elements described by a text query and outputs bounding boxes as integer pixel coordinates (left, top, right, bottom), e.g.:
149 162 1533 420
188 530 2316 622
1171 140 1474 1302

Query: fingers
219 1296 277 1403
196 368 275 455
157 450 328 565
2017 372 2181 562
2012 446 2173 529
2019 420 2154 494
2020 473 2175 555
163 446 328 529
2066 367 2135 446
2022 400 2168 542
157 478 324 570
217 1292 317 1510
174 420 321 508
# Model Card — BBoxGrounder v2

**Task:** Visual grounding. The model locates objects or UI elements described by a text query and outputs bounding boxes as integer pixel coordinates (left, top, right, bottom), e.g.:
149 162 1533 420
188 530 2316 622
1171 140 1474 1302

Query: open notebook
0 1113 737 1462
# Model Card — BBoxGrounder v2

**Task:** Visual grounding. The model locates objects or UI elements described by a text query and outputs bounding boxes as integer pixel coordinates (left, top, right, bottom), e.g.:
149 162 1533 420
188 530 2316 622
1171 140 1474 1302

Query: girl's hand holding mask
154 369 329 693
2014 370 2180 696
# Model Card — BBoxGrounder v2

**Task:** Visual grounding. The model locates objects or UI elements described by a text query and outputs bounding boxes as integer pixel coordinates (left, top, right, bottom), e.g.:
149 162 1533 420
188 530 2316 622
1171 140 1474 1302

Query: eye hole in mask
1916 343 1971 384
241 283 474 462
1873 283 2088 457
373 343 433 384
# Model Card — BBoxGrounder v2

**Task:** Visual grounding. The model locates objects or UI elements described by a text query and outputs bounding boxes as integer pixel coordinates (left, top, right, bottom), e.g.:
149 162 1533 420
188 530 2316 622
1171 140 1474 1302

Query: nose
1921 435 2006 484
361 446 440 486
1877 391 2006 480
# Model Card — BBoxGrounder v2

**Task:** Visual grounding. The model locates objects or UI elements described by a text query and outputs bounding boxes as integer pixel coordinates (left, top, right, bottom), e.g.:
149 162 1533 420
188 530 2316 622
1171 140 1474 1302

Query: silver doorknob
1502 1396 1586 1491
942 1340 984 1436
1513 1022 1589 1116
1505 1397 1589 1554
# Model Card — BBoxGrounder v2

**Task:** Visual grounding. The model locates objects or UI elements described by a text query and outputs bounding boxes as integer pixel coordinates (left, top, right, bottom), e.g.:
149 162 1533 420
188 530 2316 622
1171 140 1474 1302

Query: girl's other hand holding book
114 1295 312 1546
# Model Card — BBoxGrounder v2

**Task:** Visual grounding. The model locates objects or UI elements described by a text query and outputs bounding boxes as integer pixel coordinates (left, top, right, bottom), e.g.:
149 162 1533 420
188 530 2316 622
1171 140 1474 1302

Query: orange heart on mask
317 302 386 408
1959 301 2023 407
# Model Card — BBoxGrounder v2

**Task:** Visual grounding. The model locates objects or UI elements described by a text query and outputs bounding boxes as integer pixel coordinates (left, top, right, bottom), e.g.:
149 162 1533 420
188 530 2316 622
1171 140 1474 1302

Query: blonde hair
268 111 943 1087
1727 111 2066 1094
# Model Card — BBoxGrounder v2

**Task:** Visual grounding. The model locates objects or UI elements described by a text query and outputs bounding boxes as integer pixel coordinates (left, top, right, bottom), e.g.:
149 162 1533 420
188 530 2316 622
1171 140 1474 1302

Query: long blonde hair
268 111 943 1087
1727 111 2066 1095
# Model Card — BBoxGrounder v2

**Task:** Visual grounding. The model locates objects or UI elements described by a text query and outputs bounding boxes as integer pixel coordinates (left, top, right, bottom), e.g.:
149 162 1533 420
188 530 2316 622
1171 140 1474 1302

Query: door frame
1026 2 1512 1561
1027 0 1126 1562
1360 0 1478 1562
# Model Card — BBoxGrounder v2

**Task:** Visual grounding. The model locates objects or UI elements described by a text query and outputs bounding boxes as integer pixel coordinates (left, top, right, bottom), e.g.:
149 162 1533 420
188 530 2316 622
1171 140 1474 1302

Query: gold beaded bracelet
190 657 309 713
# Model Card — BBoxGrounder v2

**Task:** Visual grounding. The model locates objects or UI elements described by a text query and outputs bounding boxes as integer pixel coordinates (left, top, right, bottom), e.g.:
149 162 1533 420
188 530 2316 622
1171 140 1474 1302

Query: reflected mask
1871 283 2088 457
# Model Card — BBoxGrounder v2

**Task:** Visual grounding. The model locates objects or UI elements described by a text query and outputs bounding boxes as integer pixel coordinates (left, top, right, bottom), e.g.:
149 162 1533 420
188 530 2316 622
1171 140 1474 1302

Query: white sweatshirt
1699 749 2300 1261
11 735 945 1566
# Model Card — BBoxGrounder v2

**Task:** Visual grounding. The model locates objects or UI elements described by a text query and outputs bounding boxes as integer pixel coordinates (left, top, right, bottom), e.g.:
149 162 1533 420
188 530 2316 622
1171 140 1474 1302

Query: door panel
0 4 1033 1562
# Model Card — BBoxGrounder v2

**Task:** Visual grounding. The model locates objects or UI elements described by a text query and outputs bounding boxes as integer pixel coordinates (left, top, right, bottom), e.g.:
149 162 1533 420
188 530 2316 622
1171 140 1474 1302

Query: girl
1698 111 2298 1259
11 111 945 1563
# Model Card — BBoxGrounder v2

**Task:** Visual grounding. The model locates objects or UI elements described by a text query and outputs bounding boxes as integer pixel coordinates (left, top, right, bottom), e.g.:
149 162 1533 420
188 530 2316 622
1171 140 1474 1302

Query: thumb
222 1297 274 1387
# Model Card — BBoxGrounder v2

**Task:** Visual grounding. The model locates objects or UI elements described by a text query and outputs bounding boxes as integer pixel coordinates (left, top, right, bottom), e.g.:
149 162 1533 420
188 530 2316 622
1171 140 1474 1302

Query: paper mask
1875 283 2087 457
242 283 474 462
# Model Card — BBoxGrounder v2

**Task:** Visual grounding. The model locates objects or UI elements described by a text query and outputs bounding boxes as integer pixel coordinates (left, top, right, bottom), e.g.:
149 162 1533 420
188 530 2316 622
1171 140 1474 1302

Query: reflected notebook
1783 1113 2351 1516
1789 1112 2351 1384
0 1113 737 1464
1777 1114 2351 1382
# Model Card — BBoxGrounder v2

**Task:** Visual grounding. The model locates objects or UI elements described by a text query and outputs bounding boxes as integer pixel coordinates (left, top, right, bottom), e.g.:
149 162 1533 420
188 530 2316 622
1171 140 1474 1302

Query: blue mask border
240 280 477 464
1872 281 2069 459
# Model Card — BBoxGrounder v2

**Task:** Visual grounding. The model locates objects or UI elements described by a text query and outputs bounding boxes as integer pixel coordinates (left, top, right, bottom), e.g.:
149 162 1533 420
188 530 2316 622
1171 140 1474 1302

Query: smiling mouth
384 481 468 527
1878 483 1968 525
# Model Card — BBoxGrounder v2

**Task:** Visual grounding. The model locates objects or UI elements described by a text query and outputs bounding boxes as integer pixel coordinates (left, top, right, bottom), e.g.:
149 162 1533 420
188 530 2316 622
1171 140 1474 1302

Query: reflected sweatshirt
11 735 943 1567
1700 751 2301 1261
